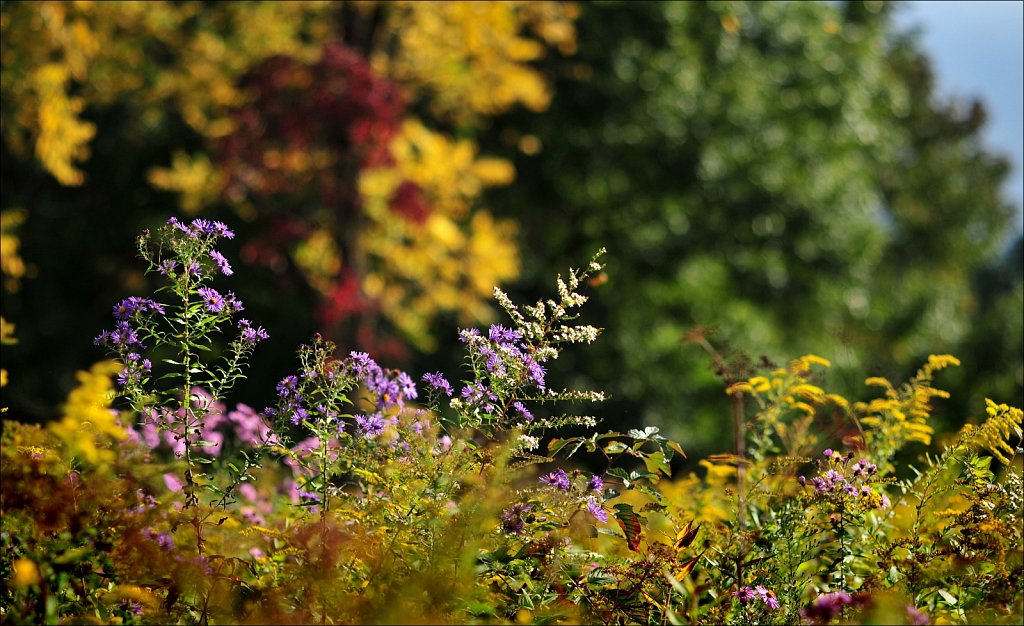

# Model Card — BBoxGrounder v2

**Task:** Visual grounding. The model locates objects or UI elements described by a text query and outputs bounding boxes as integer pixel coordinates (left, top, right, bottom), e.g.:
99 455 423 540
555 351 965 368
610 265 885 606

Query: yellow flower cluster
960 399 1023 465
49 360 126 469
727 354 845 455
855 355 960 464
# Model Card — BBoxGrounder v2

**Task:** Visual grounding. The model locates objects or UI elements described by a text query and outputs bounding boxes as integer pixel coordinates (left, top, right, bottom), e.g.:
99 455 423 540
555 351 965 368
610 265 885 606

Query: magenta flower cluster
798 450 890 509
734 585 780 610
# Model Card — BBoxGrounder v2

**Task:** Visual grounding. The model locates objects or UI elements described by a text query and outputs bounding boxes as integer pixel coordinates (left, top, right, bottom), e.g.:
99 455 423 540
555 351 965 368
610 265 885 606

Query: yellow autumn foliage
2 2 578 348
49 360 126 470
1 209 28 293
358 120 520 347
379 1 578 123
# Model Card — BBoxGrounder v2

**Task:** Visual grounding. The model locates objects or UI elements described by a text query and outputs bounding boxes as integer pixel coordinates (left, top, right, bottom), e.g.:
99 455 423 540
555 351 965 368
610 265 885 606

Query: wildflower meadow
1 217 1021 624
2 2 1023 625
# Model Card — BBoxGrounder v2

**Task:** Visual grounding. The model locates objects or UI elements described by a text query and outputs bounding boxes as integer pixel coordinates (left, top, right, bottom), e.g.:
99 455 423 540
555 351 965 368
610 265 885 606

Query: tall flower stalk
95 217 269 553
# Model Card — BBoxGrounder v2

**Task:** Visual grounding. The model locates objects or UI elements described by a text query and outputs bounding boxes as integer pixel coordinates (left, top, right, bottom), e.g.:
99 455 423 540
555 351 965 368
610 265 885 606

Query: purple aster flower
290 406 310 425
348 351 382 379
210 250 233 276
478 346 505 375
94 330 113 346
501 502 532 535
801 591 862 623
585 498 608 522
355 413 386 439
734 586 757 603
159 259 178 275
396 371 417 400
190 218 214 235
588 474 604 493
368 375 400 410
212 221 234 239
111 321 143 348
167 217 193 236
113 298 138 320
823 448 833 457
524 357 546 391
276 375 299 399
238 318 269 344
458 328 481 343
197 287 225 313
225 291 244 312
539 468 571 491
422 372 453 396
461 383 498 413
488 324 522 345
512 400 533 421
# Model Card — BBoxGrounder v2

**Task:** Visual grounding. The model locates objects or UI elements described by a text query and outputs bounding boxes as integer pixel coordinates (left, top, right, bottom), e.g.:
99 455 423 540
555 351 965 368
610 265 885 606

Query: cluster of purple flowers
167 216 234 240
116 352 153 387
95 297 165 351
501 502 533 534
734 585 781 610
112 296 165 321
798 450 890 510
237 318 269 346
454 323 548 423
536 469 608 522
269 349 419 443
196 286 243 314
800 591 929 625
585 498 608 522
422 371 453 397
539 468 571 491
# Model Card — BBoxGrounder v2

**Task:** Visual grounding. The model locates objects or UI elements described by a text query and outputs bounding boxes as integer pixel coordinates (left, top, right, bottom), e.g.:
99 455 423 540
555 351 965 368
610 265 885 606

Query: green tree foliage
475 0 1022 455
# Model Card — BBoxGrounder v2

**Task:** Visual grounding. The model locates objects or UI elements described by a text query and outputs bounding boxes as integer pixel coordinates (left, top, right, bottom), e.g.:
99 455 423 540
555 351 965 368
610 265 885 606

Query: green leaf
938 589 958 606
603 441 628 454
666 440 687 459
642 450 671 477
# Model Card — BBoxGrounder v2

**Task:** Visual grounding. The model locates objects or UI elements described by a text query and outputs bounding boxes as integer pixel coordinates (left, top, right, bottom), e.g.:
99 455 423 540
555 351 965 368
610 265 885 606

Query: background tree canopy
2 0 1021 463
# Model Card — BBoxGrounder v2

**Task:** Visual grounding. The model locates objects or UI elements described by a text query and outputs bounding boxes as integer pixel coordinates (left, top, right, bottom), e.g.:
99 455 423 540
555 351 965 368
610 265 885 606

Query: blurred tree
0 1 578 421
470 0 1021 456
